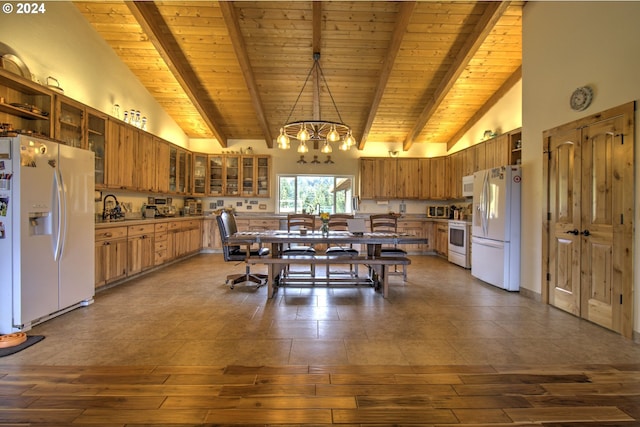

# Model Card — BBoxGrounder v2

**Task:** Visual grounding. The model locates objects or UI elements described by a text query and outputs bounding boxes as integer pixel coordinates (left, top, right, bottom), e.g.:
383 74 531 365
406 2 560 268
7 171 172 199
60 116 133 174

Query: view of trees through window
278 175 355 214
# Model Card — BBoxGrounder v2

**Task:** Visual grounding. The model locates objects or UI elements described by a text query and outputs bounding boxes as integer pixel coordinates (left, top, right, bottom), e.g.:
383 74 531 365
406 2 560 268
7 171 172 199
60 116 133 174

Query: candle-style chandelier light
276 52 356 153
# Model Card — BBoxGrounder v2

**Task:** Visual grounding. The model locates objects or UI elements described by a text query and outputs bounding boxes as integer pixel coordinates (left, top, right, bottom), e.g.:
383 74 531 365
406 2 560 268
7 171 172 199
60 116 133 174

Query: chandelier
277 52 356 153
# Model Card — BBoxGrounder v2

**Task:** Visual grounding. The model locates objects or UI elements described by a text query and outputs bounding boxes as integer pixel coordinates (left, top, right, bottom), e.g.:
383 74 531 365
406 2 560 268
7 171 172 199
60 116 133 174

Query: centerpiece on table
320 211 330 237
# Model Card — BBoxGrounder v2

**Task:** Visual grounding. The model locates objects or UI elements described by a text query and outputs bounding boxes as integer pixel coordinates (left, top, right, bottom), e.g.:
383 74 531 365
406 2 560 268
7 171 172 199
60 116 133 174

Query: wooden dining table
228 230 427 297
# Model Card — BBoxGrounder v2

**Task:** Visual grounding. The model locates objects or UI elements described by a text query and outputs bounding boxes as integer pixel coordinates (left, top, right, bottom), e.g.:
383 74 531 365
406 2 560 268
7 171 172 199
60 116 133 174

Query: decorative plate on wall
570 86 593 111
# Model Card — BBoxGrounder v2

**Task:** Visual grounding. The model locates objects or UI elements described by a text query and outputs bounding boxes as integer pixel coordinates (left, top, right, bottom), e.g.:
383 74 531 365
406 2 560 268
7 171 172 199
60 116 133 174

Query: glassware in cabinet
169 146 177 193
87 109 106 187
225 155 240 196
56 96 84 148
241 156 254 196
256 156 270 197
193 153 207 195
208 155 223 196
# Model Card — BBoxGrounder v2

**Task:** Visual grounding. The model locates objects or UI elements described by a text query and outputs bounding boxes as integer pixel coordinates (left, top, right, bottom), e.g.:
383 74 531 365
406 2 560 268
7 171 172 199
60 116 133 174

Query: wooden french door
544 102 634 338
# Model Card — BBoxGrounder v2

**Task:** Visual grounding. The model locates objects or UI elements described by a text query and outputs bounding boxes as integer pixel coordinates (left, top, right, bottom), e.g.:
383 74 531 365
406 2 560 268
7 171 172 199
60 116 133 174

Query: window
278 175 355 214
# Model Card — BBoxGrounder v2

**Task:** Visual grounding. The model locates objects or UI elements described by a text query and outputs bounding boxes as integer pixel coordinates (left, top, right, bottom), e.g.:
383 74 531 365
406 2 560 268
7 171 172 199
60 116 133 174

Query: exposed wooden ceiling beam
446 66 522 151
127 1 228 146
403 1 511 151
357 1 416 150
219 1 274 148
312 1 321 150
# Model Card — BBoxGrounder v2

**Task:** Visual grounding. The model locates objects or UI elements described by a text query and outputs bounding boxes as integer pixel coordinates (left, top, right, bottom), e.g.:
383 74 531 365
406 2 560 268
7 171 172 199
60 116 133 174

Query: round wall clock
570 86 593 111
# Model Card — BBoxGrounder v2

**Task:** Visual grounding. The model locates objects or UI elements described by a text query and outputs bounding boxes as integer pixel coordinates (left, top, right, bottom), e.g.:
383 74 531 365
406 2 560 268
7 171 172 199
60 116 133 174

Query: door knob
581 229 591 236
565 229 580 235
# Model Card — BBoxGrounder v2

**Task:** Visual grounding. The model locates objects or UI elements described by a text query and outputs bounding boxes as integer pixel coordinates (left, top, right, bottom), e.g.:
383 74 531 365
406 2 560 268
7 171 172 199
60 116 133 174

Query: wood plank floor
1 363 639 425
1 254 639 425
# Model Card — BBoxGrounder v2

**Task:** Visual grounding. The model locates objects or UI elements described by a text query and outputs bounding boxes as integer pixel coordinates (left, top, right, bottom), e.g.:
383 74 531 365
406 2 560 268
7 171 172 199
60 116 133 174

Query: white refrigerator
471 165 521 291
0 135 95 333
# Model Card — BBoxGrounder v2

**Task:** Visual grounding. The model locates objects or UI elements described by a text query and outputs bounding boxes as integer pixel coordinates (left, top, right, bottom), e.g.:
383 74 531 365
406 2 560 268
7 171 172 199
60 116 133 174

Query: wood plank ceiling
73 1 522 151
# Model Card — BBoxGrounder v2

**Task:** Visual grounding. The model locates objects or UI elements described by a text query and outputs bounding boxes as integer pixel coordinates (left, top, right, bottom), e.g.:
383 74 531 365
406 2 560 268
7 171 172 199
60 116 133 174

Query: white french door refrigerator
471 165 521 291
0 135 95 333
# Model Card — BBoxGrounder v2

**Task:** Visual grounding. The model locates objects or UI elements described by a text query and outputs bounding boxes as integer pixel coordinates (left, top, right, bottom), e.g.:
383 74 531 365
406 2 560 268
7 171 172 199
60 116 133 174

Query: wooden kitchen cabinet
256 156 271 197
508 128 522 165
398 219 427 252
419 158 431 199
434 222 448 257
87 108 107 189
55 95 84 148
208 155 224 196
154 138 171 194
105 118 137 190
429 156 449 200
240 155 272 197
94 226 128 288
127 224 155 276
154 222 168 266
0 69 53 137
193 153 207 196
225 155 240 196
359 158 397 199
167 219 201 260
202 218 222 251
463 143 486 176
396 158 421 199
448 151 464 199
169 147 192 195
136 131 155 192
484 133 510 168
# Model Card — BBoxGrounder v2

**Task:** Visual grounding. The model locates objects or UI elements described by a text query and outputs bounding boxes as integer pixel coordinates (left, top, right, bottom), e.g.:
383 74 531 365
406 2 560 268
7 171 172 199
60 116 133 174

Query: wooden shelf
0 102 49 120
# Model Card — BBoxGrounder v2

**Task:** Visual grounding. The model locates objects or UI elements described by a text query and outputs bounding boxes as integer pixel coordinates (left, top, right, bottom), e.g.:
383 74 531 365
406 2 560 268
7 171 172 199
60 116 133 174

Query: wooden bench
247 255 411 298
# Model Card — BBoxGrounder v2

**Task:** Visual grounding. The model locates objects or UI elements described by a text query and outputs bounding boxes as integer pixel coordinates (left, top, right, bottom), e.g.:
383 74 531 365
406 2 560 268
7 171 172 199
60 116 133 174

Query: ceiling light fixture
276 52 355 152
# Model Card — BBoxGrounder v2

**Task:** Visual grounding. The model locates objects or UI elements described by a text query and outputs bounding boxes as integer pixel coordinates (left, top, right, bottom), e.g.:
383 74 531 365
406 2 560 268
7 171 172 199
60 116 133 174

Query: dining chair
283 213 317 277
216 210 269 289
324 214 359 278
369 213 407 280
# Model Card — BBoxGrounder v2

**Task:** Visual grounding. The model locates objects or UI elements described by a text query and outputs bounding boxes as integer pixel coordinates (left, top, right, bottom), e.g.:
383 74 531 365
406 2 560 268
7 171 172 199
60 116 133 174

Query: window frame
276 174 356 215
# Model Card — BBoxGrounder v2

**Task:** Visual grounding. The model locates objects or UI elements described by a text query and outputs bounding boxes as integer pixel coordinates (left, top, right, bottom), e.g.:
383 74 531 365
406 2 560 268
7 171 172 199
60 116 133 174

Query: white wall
0 2 188 146
451 80 522 153
522 1 640 335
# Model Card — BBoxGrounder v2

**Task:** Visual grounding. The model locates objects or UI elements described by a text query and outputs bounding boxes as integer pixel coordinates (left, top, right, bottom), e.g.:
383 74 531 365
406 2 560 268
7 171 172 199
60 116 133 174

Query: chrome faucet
102 194 121 220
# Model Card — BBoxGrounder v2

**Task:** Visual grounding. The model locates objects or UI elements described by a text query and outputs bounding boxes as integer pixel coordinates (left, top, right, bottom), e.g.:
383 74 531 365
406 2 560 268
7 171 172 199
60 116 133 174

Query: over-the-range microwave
426 205 450 219
462 175 474 197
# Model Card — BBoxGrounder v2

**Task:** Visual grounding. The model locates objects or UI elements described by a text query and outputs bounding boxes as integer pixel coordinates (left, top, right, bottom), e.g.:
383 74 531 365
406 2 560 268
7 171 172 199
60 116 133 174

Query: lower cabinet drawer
155 249 167 265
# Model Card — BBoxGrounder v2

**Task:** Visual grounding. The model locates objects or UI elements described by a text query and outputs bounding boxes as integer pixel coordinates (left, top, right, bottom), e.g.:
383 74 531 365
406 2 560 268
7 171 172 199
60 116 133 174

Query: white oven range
448 220 471 268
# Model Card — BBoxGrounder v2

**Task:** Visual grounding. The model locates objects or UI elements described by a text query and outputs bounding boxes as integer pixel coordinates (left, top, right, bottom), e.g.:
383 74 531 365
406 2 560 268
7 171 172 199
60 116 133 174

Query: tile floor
3 253 639 367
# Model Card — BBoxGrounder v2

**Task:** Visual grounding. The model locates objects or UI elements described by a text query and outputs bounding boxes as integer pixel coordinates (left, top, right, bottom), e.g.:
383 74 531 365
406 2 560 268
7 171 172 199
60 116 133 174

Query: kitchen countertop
95 215 205 228
94 213 464 229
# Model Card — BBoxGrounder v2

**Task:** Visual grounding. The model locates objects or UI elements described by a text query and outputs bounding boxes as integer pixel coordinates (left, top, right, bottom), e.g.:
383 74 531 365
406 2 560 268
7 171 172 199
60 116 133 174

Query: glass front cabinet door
56 96 84 148
256 156 270 197
86 108 107 188
241 156 254 196
225 155 240 196
193 153 207 196
208 155 223 196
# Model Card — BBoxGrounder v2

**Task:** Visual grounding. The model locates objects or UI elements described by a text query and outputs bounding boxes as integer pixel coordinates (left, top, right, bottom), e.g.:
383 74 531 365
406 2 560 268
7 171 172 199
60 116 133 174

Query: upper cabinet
168 146 193 194
192 153 207 196
87 108 107 188
484 133 510 169
55 95 85 148
508 128 522 165
359 127 519 201
359 158 397 200
241 155 271 197
155 138 171 194
0 69 53 137
396 158 421 199
206 153 271 198
208 154 224 196
225 155 240 196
